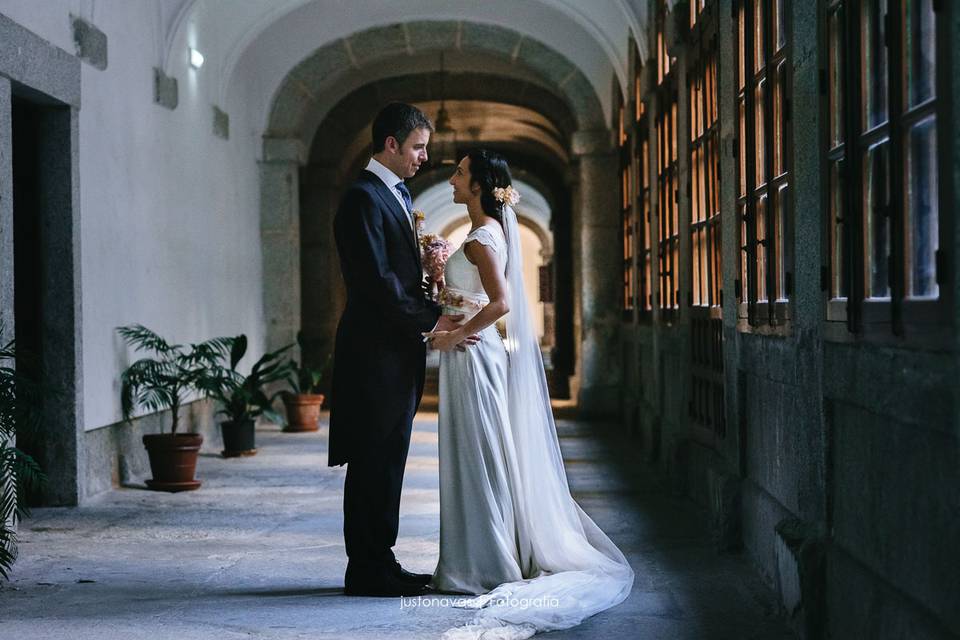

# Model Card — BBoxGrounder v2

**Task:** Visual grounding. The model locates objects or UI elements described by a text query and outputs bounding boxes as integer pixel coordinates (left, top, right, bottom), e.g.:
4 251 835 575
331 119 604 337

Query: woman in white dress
424 150 634 639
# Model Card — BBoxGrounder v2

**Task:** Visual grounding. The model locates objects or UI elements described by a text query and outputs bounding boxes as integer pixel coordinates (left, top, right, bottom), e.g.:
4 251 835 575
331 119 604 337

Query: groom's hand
433 314 481 350
435 314 464 332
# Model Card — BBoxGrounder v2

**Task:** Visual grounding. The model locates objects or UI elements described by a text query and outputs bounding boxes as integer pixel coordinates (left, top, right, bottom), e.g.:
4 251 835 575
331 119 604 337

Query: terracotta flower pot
283 393 325 432
142 433 203 492
220 419 257 458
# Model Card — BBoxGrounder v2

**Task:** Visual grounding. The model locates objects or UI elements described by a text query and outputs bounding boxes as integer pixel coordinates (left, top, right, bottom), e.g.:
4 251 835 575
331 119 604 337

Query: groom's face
386 127 430 179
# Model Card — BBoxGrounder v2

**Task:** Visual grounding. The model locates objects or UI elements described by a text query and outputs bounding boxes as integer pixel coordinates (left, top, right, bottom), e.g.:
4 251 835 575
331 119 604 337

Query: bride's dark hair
466 149 513 225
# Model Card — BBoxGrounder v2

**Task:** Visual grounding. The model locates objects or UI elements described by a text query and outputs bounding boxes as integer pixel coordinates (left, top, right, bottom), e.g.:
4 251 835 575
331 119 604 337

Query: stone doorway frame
0 15 84 506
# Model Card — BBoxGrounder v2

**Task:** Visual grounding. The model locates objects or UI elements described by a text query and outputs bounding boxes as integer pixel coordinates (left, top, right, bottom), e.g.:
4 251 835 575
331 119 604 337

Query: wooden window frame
689 2 723 318
688 0 726 445
635 41 654 322
734 0 794 334
821 0 953 344
656 1 681 323
619 88 636 321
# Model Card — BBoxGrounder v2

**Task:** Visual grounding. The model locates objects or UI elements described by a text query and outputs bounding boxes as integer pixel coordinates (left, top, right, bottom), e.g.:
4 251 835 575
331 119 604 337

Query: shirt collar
365 157 403 190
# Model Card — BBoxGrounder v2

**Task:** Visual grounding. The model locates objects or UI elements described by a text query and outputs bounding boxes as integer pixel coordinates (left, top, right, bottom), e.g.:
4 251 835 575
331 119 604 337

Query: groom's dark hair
372 103 434 151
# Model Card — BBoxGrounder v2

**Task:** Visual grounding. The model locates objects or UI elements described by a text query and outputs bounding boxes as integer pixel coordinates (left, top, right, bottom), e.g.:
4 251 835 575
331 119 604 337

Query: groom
329 103 473 597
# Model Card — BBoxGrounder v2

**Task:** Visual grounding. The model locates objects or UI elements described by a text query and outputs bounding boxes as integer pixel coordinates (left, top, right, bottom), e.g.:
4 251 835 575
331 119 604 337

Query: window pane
773 61 784 177
738 98 747 197
699 145 707 222
828 8 844 149
861 0 889 130
775 0 786 52
642 140 649 189
710 217 722 305
693 227 702 305
906 116 939 298
863 140 891 299
830 160 848 299
699 227 708 305
756 195 767 302
740 203 749 303
755 80 766 186
644 252 653 310
671 241 679 307
738 3 746 90
671 100 678 162
904 0 936 108
753 0 765 73
775 183 789 301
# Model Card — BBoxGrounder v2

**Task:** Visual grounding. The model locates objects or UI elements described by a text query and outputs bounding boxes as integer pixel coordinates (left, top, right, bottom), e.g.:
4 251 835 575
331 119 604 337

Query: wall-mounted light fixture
188 47 205 69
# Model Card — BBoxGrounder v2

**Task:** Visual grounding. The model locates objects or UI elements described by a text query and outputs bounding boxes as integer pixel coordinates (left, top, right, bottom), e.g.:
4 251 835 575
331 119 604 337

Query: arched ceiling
264 20 606 153
160 0 650 134
331 99 567 175
302 73 577 183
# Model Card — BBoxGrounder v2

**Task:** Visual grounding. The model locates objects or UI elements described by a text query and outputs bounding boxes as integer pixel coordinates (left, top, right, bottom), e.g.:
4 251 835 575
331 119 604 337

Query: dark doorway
12 96 48 507
11 88 79 506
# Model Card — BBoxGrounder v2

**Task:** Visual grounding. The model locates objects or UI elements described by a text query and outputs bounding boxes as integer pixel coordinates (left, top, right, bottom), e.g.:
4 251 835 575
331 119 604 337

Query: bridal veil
442 203 634 639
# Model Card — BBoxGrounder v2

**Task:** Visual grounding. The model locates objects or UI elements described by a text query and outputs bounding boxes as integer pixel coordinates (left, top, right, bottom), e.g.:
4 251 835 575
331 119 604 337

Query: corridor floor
0 412 795 639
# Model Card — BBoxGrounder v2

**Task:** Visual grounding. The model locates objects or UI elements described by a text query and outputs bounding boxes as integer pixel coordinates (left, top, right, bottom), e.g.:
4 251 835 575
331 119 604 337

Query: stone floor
0 411 795 639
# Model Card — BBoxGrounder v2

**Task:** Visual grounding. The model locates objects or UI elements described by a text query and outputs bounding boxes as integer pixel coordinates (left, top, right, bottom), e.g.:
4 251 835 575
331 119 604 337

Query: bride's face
449 156 479 205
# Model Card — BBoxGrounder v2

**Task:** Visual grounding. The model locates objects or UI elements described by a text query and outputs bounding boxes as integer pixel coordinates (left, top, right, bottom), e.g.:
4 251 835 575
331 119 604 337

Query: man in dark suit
329 103 475 597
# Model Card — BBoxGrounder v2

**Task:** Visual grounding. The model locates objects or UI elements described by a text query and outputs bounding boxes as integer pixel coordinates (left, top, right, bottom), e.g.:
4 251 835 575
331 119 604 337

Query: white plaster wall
0 1 266 431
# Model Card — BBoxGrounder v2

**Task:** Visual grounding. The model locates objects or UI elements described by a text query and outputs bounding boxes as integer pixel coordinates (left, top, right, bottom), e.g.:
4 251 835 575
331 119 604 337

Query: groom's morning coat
328 169 441 466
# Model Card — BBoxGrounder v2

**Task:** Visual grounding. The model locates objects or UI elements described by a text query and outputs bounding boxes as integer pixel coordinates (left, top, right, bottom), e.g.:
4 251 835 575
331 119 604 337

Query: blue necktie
394 182 414 218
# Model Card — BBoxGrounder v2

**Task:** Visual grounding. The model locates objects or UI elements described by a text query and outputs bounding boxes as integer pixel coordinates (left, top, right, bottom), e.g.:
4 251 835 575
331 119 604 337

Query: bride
424 150 634 639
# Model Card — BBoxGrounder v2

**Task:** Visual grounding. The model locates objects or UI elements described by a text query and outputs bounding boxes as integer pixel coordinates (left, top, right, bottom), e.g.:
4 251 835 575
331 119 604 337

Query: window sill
737 301 792 336
823 298 953 350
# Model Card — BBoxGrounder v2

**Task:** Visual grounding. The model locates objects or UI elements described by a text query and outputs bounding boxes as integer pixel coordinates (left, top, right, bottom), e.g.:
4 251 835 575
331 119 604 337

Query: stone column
540 249 556 351
299 163 343 363
260 138 305 352
571 129 621 416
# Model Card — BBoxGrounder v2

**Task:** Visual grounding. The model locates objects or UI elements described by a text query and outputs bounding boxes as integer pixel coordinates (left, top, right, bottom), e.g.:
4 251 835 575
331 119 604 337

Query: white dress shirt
365 157 414 228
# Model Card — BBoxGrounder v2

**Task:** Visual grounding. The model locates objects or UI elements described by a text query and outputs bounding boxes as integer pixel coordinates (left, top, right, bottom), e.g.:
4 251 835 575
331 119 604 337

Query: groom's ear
384 135 400 154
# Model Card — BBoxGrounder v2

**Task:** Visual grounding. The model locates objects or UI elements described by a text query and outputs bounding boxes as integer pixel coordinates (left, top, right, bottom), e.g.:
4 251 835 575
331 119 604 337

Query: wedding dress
430 206 634 639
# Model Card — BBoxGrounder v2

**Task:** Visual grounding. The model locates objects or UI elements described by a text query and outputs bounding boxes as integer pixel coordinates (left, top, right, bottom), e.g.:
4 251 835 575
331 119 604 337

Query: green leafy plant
117 325 232 434
0 330 48 579
195 335 295 425
289 332 331 395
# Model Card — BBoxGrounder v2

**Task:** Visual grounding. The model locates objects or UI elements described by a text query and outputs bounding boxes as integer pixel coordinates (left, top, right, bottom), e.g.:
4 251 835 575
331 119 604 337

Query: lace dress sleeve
464 225 505 255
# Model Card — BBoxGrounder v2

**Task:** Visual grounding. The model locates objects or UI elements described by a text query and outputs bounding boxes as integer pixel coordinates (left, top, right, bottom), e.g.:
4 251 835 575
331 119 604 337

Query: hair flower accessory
492 185 521 207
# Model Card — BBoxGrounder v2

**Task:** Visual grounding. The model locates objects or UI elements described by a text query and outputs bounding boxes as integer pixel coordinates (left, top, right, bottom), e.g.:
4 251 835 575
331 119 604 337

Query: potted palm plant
282 333 331 433
195 335 295 457
0 329 47 578
118 325 231 492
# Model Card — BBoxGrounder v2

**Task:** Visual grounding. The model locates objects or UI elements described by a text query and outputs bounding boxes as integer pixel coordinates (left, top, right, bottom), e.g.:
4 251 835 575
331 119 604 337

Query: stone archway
262 20 620 413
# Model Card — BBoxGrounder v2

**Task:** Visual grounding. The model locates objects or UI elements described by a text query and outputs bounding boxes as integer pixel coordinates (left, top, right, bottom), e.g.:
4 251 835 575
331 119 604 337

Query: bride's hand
425 329 461 353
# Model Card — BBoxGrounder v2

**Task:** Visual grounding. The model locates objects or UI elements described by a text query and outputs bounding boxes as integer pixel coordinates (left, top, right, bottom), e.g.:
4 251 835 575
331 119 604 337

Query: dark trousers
342 422 412 570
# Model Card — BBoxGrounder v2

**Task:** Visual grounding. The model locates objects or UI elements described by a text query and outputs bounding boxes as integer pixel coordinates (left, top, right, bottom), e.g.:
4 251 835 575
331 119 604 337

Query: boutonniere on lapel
412 209 426 242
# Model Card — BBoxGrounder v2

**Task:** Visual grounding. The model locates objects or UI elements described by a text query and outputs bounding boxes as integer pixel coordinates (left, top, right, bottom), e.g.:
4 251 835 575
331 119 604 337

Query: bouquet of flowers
412 209 453 301
421 233 452 302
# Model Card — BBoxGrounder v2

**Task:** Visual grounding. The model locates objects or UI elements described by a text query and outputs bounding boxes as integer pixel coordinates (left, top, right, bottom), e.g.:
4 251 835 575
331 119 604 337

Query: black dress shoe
391 561 432 586
344 571 428 597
